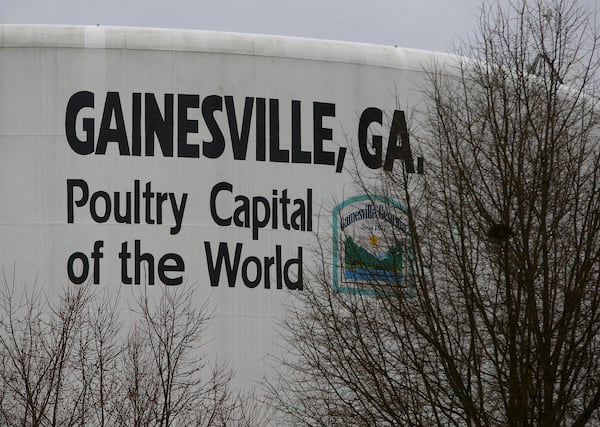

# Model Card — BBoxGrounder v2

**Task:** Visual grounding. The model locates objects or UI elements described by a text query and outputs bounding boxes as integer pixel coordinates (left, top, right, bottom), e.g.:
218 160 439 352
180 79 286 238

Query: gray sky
0 0 483 52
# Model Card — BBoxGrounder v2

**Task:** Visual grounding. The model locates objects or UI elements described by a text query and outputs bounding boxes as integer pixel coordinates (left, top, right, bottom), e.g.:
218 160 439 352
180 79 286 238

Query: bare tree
115 287 273 426
269 1 600 426
114 324 161 427
73 290 122 426
0 276 269 426
0 273 102 426
119 287 231 427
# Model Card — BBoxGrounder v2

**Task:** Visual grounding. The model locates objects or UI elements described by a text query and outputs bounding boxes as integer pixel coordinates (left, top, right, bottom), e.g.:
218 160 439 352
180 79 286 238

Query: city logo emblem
332 195 412 295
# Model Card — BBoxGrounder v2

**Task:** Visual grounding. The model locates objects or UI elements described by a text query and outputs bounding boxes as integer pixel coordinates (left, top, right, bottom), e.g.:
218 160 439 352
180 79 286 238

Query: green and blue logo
332 195 412 295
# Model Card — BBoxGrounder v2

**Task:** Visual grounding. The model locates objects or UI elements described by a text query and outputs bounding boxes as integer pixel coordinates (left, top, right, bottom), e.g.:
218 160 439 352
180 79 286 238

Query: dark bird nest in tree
487 223 513 242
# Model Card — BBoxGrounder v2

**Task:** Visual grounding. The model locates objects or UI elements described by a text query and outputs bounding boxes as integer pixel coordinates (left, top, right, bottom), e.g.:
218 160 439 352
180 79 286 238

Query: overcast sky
1 0 484 52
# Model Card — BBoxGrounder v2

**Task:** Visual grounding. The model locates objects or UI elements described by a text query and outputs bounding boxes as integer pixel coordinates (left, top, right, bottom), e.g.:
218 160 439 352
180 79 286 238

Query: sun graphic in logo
369 234 379 247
